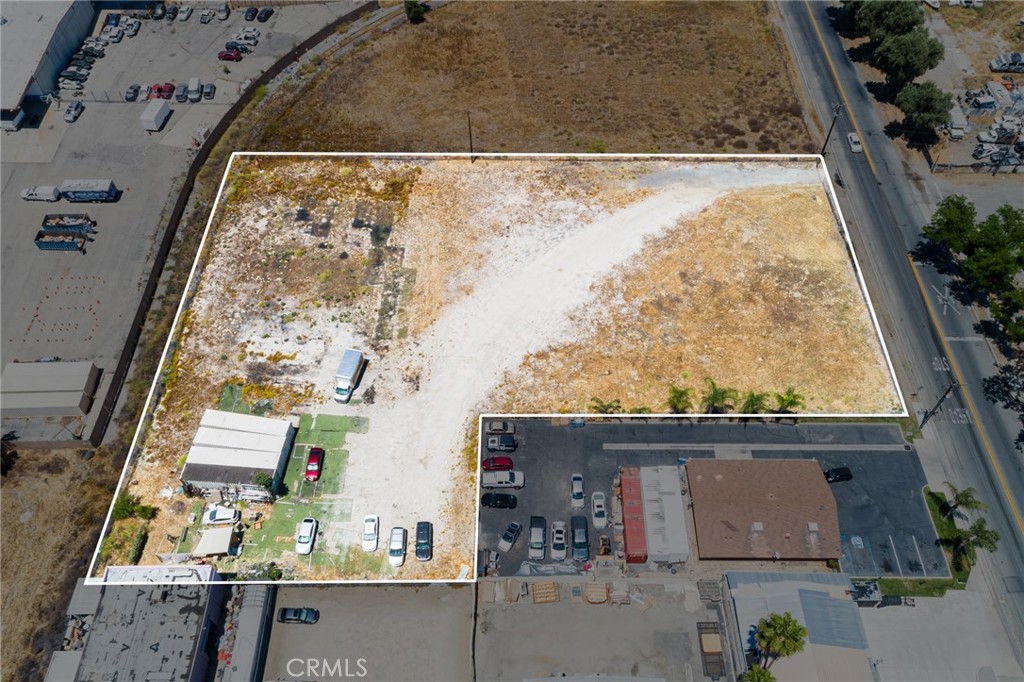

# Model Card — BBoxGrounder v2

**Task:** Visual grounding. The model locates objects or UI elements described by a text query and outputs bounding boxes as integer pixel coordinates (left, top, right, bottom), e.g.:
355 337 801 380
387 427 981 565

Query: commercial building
687 459 841 561
0 361 100 417
724 571 872 682
0 2 95 130
619 465 691 565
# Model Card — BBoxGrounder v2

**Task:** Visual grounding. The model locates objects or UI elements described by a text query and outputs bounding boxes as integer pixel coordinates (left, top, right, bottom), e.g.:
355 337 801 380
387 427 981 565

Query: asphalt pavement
777 0 1024 665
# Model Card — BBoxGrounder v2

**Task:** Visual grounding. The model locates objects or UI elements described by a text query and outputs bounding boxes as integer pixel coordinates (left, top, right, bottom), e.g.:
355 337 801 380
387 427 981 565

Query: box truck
59 179 118 203
187 77 203 103
141 98 171 132
333 349 365 403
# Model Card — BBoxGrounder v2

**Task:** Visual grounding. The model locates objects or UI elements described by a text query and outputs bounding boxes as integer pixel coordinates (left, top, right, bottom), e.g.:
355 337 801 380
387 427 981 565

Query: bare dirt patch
106 155 898 581
498 184 899 414
258 2 813 154
939 3 1024 83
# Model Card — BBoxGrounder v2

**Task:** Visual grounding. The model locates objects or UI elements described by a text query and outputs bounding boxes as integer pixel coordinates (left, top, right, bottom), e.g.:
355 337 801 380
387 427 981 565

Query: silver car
295 517 318 555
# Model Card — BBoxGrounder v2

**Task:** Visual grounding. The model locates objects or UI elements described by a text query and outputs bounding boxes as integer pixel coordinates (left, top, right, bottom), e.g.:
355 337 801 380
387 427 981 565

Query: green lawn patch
879 577 957 598
217 383 250 414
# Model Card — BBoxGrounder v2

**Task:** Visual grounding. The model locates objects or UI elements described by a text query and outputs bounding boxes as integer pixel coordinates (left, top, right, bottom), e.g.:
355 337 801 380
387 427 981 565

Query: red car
158 82 174 99
218 49 243 62
482 456 513 472
305 447 324 481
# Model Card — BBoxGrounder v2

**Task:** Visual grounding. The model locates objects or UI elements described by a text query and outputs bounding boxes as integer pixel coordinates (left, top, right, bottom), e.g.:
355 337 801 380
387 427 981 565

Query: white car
100 25 124 42
362 515 379 552
178 5 194 21
59 79 84 91
497 521 522 553
236 27 261 38
84 36 109 47
846 132 862 153
550 521 567 561
234 35 258 47
124 18 140 36
570 473 585 509
63 100 84 123
203 504 240 525
295 517 318 555
388 527 407 567
591 492 608 529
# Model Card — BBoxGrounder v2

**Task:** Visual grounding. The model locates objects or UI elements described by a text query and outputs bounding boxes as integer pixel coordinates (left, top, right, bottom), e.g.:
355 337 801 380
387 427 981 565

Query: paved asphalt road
777 0 1024 665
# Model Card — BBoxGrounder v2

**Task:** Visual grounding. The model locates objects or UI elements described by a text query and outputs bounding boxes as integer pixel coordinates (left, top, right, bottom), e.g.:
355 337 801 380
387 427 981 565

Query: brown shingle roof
687 459 841 560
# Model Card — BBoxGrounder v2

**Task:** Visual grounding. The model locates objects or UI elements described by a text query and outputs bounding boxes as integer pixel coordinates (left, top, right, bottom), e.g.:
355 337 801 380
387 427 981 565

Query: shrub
128 526 149 564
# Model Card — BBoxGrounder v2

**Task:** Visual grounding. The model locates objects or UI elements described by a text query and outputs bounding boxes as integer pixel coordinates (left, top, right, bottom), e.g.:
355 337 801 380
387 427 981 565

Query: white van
21 186 61 202
186 77 202 103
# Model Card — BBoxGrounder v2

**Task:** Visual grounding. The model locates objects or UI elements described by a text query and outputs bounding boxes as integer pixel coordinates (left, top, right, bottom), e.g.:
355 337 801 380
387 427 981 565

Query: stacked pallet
531 581 560 604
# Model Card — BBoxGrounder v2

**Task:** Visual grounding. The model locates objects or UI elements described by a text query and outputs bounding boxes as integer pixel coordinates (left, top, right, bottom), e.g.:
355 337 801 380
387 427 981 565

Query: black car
165 5 178 21
824 467 853 483
257 7 274 22
276 607 319 624
203 82 216 100
415 521 433 561
224 40 252 54
79 46 105 58
481 492 517 509
71 53 96 65
124 84 141 101
67 60 92 71
486 435 517 452
244 6 258 20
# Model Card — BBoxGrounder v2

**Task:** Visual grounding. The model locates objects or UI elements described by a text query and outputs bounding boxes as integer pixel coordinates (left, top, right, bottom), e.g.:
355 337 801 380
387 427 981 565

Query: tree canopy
848 0 924 43
894 81 953 132
875 28 944 88
755 611 808 669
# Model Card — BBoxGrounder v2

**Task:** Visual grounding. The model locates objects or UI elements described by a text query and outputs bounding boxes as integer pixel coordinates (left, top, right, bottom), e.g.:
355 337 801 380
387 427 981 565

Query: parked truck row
20 180 119 203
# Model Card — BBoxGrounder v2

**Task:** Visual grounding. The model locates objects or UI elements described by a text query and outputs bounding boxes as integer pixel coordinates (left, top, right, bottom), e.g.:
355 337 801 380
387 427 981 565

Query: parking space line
912 535 928 577
888 535 904 577
601 443 904 451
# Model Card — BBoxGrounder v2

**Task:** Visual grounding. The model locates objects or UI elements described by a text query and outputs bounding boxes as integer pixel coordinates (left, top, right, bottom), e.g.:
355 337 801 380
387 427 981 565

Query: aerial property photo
88 153 903 583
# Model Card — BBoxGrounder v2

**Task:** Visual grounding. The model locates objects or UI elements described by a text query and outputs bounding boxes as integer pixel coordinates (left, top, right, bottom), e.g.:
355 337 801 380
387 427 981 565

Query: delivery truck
141 98 171 132
59 179 118 203
333 348 365 403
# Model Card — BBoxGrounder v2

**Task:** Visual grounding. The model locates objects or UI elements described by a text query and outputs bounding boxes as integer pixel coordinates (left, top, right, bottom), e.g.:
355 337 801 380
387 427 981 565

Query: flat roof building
180 409 295 502
687 459 841 561
1 361 100 417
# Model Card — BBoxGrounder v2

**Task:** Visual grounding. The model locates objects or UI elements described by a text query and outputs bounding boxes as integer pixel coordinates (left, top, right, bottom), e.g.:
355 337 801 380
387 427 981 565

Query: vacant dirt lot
107 155 898 582
259 2 813 154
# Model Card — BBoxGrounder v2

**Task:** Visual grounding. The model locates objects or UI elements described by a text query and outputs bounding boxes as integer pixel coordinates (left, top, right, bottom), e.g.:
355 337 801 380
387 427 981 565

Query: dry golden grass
259 2 813 154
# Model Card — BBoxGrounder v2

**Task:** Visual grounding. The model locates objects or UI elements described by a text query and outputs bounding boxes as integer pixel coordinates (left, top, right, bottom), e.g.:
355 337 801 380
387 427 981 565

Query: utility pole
920 381 961 428
820 102 842 156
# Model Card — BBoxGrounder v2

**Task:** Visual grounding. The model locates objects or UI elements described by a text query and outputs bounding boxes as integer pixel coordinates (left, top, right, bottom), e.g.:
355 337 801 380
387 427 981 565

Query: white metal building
179 409 295 501
640 465 691 564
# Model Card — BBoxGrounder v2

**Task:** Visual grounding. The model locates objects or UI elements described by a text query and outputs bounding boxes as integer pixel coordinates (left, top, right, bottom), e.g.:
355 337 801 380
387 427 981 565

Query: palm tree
665 384 694 413
701 378 738 413
589 397 622 414
754 611 808 670
948 517 1000 572
773 387 805 413
741 666 777 682
740 391 771 414
943 481 987 521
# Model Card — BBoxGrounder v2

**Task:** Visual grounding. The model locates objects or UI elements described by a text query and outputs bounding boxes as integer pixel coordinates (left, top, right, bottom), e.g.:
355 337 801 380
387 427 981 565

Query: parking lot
476 583 729 681
263 584 474 682
478 419 940 578
0 3 362 442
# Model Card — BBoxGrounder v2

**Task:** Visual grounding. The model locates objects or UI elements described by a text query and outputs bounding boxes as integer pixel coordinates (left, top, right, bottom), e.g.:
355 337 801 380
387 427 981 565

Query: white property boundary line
87 152 907 586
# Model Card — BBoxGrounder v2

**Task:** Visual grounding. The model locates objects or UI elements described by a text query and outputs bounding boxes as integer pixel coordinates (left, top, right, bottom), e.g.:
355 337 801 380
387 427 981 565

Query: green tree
740 391 771 414
875 28 944 88
741 666 777 682
252 472 275 496
960 204 1024 296
666 384 694 413
404 0 425 23
627 406 653 414
948 518 1000 572
848 0 924 43
590 397 623 414
701 378 738 414
923 194 977 255
773 387 805 413
943 481 987 520
894 81 953 133
755 612 809 670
